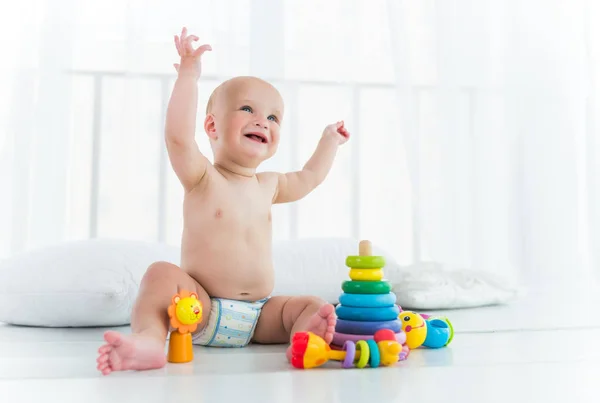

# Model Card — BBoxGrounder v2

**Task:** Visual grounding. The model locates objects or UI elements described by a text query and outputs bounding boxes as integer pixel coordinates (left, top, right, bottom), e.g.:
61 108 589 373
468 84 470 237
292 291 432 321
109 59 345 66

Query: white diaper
192 297 269 347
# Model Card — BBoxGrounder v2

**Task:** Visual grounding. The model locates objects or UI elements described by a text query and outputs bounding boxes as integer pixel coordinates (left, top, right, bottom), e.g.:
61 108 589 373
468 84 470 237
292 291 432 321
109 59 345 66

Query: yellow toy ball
399 311 427 349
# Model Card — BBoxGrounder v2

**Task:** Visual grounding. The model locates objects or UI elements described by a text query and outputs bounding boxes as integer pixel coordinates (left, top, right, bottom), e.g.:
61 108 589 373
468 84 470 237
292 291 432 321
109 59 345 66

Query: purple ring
342 341 356 368
332 331 406 347
336 318 402 335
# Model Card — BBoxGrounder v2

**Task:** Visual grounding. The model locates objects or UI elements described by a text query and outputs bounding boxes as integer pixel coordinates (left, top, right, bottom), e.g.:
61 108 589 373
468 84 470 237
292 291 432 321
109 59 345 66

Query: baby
96 27 349 375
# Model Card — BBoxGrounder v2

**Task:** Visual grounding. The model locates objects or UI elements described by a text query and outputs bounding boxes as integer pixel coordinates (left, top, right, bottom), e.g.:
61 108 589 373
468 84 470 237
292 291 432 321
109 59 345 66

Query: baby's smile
244 132 269 144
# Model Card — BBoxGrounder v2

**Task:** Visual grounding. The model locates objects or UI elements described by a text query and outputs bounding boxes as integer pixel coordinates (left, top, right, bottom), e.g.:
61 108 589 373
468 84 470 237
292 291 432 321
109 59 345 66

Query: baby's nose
254 121 268 129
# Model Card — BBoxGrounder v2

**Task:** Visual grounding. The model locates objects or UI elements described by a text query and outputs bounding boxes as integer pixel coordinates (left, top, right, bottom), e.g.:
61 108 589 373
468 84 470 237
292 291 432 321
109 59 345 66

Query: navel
215 208 223 218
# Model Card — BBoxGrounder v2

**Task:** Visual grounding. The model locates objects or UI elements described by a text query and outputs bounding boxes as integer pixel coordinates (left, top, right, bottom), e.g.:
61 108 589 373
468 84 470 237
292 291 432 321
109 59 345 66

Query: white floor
1 283 599 403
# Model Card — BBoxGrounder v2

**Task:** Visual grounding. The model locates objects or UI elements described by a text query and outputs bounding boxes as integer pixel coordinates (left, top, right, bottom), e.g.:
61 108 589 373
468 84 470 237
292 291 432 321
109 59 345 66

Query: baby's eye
241 106 253 113
267 115 278 122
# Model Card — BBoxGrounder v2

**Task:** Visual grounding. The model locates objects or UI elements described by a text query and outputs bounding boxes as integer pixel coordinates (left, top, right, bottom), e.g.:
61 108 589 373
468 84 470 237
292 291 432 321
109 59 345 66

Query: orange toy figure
290 329 402 369
167 290 203 363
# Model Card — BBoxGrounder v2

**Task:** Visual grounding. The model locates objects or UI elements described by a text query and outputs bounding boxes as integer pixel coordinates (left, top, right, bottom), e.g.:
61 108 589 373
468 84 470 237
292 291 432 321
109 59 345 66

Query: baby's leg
96 261 211 375
252 296 337 347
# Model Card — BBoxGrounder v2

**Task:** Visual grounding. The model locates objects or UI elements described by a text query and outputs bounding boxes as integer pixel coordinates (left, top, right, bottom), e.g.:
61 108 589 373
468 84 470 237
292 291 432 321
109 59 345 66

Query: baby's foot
286 304 337 361
96 331 166 375
303 304 337 344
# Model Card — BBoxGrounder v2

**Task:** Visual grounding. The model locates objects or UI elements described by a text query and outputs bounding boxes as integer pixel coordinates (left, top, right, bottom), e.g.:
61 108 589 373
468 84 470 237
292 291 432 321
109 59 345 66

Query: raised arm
273 121 350 204
165 27 212 191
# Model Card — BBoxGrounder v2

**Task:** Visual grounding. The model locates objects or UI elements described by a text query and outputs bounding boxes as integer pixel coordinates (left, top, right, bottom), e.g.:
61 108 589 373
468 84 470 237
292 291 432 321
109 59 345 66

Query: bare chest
184 178 274 230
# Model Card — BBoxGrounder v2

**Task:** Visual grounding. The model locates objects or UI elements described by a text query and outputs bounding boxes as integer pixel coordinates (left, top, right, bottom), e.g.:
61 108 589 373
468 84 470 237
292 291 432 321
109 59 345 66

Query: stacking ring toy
345 255 386 269
342 280 391 294
338 292 396 308
332 330 406 347
349 268 383 281
336 318 402 335
366 339 380 368
336 305 400 322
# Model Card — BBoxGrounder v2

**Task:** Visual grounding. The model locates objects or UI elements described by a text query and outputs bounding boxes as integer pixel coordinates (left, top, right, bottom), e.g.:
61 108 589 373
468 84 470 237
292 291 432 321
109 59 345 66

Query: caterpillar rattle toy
166 289 203 363
290 329 402 369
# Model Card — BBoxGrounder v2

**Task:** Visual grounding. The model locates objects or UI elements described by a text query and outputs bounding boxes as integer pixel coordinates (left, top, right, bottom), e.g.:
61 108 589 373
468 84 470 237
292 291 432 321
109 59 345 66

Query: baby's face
211 78 284 167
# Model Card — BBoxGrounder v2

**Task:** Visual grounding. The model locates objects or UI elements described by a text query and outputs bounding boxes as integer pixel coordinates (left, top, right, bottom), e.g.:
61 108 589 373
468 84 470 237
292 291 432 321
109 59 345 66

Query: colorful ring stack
333 240 405 347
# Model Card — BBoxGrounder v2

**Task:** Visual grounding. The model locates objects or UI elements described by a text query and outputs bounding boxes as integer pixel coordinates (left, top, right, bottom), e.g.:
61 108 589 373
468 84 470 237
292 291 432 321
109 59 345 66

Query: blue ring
366 339 380 368
336 305 400 321
335 319 403 335
338 293 397 308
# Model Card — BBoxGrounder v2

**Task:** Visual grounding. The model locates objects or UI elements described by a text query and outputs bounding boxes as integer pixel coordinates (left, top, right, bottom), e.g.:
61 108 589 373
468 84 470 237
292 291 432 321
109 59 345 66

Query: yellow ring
349 268 383 281
355 340 370 368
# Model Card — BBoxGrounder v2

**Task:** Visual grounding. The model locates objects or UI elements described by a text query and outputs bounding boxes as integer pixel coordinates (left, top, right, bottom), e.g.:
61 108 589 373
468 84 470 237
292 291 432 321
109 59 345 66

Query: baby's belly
180 230 274 301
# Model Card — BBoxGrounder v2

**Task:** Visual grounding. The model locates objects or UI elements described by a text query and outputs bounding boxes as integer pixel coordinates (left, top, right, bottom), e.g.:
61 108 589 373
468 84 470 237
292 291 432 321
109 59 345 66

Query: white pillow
390 262 523 310
0 237 401 327
0 239 180 327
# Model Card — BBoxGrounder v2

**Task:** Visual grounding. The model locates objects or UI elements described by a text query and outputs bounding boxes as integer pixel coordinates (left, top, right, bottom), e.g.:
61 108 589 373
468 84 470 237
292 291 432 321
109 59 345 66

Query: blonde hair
204 76 281 115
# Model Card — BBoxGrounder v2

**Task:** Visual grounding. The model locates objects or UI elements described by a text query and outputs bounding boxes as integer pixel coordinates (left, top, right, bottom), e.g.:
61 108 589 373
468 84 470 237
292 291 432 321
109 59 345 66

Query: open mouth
244 132 268 144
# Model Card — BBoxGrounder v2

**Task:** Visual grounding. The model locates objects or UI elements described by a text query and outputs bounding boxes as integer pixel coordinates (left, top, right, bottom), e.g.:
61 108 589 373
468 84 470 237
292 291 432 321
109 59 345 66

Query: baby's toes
97 361 109 371
318 304 335 318
98 344 111 355
97 353 109 365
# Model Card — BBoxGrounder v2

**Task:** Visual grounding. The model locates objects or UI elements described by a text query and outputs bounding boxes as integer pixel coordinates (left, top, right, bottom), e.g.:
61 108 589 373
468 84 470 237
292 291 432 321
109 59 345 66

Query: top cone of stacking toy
332 240 404 347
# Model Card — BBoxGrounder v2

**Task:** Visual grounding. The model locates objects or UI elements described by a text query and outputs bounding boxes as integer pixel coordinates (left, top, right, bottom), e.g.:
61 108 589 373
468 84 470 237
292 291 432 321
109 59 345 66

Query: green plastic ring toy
345 255 386 269
443 318 454 346
342 280 391 294
355 340 370 368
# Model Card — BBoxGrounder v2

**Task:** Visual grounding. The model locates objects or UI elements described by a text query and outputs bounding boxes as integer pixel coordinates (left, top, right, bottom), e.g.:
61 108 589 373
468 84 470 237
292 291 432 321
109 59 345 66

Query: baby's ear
204 114 218 140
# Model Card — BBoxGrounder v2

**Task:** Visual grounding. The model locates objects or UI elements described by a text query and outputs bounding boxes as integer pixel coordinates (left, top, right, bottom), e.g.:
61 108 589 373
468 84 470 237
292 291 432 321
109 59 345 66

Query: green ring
355 340 370 368
443 318 454 346
342 280 391 294
346 255 386 269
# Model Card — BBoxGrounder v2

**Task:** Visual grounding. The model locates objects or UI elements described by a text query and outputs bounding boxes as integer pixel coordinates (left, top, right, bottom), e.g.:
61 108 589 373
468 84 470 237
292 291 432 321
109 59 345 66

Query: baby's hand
322 121 350 145
173 27 212 79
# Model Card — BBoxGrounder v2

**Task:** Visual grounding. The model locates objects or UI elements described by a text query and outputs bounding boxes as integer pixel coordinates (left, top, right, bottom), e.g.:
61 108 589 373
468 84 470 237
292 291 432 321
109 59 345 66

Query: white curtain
387 0 599 286
0 0 598 287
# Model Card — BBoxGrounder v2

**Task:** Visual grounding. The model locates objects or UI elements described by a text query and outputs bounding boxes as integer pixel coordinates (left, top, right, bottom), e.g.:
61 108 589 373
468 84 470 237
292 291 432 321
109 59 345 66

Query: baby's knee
141 261 180 285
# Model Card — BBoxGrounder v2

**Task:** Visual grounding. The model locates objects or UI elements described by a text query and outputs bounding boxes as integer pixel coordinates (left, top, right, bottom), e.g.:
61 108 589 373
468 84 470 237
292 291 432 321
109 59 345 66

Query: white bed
1 282 598 403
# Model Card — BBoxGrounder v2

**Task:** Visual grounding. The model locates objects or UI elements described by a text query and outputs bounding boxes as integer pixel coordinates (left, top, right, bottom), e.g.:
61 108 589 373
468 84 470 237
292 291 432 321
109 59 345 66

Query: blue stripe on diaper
216 327 251 338
207 299 222 345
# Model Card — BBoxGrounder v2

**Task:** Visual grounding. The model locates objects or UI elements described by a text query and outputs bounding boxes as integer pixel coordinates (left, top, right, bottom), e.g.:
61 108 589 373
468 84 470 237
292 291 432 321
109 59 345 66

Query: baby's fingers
174 35 182 55
180 27 187 42
184 35 199 54
193 44 212 58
